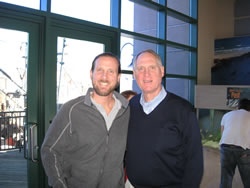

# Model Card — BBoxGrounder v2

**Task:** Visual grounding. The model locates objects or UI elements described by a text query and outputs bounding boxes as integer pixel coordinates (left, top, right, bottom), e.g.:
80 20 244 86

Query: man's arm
182 110 204 188
41 107 70 188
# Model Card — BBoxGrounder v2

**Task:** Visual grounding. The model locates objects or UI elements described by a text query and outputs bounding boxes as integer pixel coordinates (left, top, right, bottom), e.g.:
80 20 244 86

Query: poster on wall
227 87 250 108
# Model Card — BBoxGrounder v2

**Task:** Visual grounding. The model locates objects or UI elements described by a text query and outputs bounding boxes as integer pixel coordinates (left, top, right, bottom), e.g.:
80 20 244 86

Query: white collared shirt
140 86 167 114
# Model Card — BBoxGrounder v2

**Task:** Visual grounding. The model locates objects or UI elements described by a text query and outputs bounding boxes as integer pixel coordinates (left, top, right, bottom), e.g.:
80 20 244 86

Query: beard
92 80 119 96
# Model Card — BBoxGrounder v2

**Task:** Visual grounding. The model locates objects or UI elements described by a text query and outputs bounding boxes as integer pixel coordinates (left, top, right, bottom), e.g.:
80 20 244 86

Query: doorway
0 28 28 188
0 12 116 188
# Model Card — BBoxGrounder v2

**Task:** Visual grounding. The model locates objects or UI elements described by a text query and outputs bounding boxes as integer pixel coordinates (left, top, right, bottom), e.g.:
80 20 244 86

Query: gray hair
133 49 163 70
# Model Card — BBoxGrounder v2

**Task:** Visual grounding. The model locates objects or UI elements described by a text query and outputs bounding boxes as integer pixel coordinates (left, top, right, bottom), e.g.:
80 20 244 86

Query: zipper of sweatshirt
96 111 109 187
107 105 127 132
95 105 127 187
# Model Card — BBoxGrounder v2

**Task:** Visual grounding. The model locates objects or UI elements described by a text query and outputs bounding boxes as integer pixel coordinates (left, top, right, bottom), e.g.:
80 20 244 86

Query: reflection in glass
133 39 158 58
121 0 158 38
166 77 194 102
167 16 190 46
120 37 134 71
166 46 193 76
167 0 190 16
57 37 104 110
51 0 110 26
120 36 158 71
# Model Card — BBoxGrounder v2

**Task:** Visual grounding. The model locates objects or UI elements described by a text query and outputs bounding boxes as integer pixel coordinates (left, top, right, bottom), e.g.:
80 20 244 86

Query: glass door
56 37 104 110
0 27 28 188
1 5 117 188
44 22 114 123
0 14 41 188
42 21 115 187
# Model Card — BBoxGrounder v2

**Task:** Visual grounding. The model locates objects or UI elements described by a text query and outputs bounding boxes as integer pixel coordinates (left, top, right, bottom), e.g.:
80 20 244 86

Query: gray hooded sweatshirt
41 88 130 188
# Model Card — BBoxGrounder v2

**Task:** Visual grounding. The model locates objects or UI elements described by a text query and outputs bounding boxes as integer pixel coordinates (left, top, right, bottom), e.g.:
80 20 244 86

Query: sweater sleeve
182 110 204 188
41 105 71 188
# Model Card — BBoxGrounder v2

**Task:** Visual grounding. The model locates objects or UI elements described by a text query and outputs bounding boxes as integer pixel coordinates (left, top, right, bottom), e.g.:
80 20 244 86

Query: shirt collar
140 86 167 114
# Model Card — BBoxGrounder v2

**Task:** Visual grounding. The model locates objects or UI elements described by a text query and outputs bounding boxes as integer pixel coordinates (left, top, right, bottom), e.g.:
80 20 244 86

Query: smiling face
90 56 120 97
134 52 164 101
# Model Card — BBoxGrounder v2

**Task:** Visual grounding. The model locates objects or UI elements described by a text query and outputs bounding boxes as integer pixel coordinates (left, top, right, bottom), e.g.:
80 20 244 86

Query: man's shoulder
221 110 242 122
59 96 86 111
114 91 129 108
224 109 239 116
166 92 194 111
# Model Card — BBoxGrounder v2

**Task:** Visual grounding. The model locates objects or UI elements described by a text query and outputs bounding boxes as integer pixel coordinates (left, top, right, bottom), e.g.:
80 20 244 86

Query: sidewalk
201 146 244 188
0 149 27 188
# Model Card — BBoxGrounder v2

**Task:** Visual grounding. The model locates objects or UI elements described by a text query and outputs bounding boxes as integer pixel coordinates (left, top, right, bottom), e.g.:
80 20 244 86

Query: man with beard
41 52 130 188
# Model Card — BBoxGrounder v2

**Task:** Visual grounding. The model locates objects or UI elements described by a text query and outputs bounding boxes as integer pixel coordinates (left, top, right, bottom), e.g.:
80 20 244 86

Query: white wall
197 0 235 84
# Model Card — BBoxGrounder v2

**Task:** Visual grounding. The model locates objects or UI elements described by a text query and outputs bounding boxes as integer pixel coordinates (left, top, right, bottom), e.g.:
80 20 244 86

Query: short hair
238 98 250 111
121 90 137 100
133 49 163 70
91 52 121 74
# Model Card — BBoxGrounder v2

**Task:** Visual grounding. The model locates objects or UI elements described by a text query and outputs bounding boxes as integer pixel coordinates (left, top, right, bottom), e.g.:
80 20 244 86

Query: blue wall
212 52 250 85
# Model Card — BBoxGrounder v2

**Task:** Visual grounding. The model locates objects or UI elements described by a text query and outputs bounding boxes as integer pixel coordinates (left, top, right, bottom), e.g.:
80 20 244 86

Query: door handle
30 124 38 162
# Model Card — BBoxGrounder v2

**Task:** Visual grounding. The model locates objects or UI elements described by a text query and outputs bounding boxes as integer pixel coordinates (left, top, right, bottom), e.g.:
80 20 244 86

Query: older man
41 52 130 188
126 49 203 188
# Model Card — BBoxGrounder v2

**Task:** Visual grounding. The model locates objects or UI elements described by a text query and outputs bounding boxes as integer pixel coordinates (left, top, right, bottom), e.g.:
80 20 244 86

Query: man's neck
143 87 162 102
91 92 115 115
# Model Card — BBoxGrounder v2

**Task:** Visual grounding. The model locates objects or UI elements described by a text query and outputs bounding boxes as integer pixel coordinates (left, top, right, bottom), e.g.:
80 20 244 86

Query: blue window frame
0 0 198 104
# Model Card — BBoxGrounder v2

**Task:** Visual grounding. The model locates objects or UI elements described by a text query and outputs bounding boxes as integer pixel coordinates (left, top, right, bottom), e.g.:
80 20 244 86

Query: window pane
166 46 195 76
51 0 110 26
0 0 39 9
120 37 135 70
121 0 158 38
167 16 190 46
167 0 190 16
120 36 158 71
0 28 28 155
0 28 28 111
166 78 194 102
57 37 104 110
133 40 158 59
120 37 134 71
120 74 141 94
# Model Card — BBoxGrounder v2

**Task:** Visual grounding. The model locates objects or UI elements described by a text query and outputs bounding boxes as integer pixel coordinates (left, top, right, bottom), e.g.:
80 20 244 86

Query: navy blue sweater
126 92 203 188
